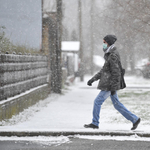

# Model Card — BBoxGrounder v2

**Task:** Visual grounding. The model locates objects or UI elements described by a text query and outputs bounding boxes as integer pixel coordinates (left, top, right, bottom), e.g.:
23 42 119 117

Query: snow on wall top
43 0 56 12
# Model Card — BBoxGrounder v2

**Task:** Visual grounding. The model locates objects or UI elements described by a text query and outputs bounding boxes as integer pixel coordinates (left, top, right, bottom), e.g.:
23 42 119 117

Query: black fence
0 54 48 101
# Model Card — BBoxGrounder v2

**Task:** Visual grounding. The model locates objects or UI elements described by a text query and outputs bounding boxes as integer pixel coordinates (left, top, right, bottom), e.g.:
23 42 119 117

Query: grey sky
0 0 42 49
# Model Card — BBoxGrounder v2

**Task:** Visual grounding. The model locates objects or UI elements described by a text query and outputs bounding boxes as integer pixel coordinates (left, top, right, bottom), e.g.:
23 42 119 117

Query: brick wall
0 54 48 101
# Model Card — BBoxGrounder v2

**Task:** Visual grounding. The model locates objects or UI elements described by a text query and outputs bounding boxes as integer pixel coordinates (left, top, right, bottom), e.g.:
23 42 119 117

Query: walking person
84 35 140 130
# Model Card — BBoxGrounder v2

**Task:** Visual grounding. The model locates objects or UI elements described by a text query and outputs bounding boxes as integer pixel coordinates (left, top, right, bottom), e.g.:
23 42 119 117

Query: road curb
0 131 150 138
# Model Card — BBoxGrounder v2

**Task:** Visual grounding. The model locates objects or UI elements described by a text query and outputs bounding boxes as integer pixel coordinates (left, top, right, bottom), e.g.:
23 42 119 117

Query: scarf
103 44 115 53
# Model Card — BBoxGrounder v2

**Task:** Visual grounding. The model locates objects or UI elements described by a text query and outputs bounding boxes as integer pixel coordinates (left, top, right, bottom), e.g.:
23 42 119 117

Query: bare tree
93 0 150 72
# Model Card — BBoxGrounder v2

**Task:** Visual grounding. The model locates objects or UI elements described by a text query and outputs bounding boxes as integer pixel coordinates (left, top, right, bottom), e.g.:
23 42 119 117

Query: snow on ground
93 55 105 67
0 134 150 144
0 75 150 141
0 136 70 146
76 134 150 141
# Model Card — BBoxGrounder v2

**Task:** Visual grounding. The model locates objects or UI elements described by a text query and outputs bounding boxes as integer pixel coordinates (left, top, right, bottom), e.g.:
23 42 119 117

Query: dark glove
111 91 116 95
87 79 94 86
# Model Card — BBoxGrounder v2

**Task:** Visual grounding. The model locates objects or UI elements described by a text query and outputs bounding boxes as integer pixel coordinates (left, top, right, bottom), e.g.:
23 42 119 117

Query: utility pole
56 0 62 93
78 0 84 81
41 0 44 53
90 0 94 75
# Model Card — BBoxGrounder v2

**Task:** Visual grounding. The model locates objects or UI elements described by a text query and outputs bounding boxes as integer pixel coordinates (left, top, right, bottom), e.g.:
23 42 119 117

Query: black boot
131 118 141 130
84 123 99 129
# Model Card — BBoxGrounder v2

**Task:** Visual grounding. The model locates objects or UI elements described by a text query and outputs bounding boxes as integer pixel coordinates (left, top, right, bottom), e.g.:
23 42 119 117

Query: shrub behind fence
0 54 48 101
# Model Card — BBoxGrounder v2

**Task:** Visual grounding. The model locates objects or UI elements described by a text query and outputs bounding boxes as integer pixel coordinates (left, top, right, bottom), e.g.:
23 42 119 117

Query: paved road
0 137 150 150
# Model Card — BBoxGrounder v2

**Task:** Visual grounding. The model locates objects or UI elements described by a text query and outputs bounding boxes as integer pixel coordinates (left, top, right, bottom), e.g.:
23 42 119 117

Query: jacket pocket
98 72 111 89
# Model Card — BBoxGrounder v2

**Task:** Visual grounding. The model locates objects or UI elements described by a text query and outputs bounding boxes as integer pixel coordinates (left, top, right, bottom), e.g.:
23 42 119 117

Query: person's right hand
87 79 94 86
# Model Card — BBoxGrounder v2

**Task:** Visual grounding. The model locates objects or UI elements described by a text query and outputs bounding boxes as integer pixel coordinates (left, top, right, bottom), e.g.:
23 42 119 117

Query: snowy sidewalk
0 75 150 137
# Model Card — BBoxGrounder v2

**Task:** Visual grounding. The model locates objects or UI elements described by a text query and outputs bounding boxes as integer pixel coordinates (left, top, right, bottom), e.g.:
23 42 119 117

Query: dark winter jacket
91 46 121 91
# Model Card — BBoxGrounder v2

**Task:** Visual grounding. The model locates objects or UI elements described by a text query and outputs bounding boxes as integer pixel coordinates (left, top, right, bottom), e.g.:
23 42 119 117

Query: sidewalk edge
0 131 150 137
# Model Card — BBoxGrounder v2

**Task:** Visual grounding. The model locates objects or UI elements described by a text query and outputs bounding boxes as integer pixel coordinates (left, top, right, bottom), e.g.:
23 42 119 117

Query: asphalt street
0 137 150 150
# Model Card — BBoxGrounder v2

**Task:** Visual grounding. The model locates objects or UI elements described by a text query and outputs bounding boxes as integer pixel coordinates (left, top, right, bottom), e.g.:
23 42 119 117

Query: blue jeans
92 91 139 126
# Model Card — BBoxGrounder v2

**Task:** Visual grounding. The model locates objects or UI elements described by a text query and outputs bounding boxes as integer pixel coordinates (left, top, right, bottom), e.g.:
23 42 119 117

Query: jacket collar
105 44 115 53
108 46 116 53
104 46 117 60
